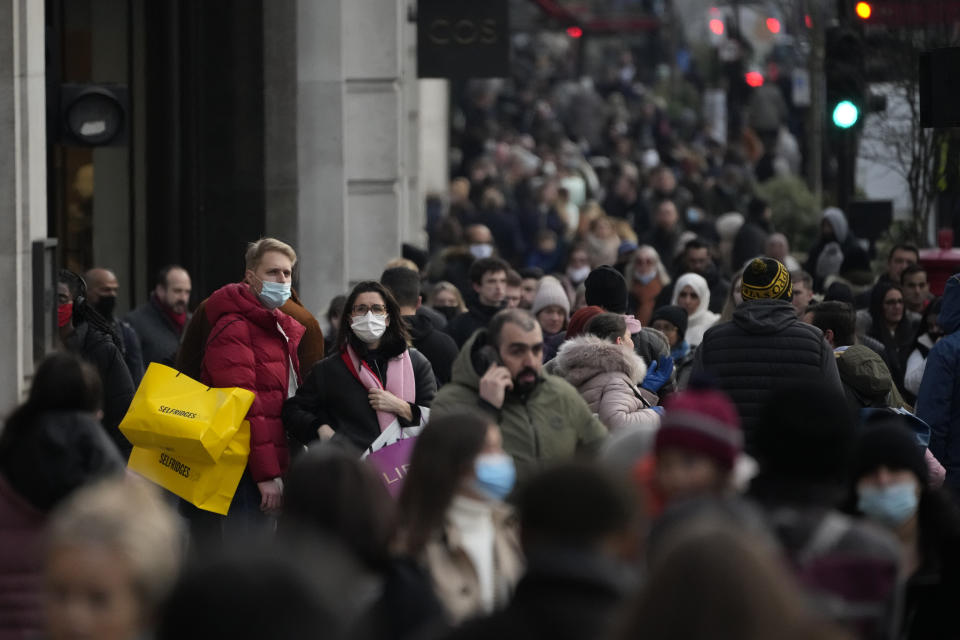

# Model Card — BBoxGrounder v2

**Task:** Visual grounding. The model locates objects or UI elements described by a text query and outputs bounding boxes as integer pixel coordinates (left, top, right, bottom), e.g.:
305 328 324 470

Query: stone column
418 79 449 198
0 0 47 412
293 0 419 315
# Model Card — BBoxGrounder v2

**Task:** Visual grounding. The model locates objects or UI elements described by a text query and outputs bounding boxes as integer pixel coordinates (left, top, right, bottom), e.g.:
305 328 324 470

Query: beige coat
553 336 661 434
422 501 524 624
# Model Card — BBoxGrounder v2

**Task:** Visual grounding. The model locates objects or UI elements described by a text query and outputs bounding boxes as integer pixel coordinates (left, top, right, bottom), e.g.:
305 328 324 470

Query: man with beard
84 267 145 385
126 265 193 367
518 267 543 310
431 308 607 483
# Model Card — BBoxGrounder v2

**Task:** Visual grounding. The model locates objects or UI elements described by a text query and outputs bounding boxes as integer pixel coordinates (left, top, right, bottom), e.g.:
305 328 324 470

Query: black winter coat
283 348 436 453
0 410 125 511
446 301 504 348
693 300 842 452
404 314 458 386
441 548 632 640
114 319 145 386
125 295 187 367
65 324 136 457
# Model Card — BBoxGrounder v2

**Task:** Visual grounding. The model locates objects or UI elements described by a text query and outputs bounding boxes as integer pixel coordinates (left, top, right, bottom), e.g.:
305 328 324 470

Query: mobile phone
477 345 503 370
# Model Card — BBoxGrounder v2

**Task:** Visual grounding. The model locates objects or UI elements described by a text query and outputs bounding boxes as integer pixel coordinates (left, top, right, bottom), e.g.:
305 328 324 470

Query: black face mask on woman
436 306 460 323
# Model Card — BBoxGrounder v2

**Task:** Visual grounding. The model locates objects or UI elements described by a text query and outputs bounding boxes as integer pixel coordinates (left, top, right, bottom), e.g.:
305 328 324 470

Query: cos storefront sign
417 0 509 78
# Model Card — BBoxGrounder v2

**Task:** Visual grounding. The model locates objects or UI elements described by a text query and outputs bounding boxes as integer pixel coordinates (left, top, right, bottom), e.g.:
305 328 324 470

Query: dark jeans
179 469 274 554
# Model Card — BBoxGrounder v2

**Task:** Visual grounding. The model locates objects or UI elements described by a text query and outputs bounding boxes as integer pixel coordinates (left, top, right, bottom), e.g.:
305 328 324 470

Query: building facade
1 0 444 412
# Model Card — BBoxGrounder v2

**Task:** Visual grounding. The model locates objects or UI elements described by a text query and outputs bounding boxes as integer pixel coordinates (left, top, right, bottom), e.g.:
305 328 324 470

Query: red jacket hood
205 283 306 343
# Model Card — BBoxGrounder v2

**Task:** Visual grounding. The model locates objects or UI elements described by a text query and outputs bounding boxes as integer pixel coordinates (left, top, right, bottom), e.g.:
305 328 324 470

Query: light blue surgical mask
857 481 919 528
258 280 291 309
634 269 657 285
474 453 516 501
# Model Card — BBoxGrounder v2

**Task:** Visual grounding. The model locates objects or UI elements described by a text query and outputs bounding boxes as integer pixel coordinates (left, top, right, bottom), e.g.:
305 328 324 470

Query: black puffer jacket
693 300 842 451
65 324 136 457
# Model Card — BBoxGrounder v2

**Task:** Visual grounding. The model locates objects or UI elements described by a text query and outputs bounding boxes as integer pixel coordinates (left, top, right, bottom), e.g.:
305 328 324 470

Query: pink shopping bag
365 437 418 497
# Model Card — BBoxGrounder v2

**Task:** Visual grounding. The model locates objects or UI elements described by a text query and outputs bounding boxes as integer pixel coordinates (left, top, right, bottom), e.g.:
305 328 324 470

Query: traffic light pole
806 0 825 203
836 130 855 212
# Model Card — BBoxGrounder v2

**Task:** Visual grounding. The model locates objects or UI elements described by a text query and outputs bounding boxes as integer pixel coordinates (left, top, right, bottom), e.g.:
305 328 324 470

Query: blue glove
641 356 674 393
650 405 665 416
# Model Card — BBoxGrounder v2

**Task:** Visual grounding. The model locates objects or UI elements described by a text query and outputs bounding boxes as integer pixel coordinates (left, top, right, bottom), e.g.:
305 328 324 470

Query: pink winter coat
553 336 661 434
202 283 305 482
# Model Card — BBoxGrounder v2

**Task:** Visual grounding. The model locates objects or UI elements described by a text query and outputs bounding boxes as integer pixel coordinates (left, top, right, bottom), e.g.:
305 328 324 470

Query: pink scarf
342 345 417 432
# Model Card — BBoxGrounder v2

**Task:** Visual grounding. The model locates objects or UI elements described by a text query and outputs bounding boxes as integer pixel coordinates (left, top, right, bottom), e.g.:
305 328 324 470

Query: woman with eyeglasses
284 281 437 453
868 282 919 398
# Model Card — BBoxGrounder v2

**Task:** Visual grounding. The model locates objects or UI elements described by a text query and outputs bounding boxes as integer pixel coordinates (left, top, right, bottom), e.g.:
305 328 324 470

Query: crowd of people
2 222 958 640
4 34 960 640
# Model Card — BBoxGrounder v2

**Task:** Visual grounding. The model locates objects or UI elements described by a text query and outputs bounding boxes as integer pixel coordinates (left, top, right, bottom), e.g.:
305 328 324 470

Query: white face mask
351 312 387 344
469 244 494 260
567 265 590 284
634 269 657 285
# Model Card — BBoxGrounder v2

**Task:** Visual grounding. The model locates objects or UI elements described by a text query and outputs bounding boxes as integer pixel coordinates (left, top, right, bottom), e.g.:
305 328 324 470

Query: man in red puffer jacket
199 237 305 535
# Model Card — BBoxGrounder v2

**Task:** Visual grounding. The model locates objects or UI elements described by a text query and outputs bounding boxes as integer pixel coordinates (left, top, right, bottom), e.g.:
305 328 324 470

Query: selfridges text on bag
127 421 251 515
119 363 255 514
119 363 254 463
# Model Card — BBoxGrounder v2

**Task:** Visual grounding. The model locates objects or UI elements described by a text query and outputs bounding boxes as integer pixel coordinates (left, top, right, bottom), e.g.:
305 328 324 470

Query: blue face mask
857 481 919 528
635 269 657 285
258 280 291 310
474 453 516 501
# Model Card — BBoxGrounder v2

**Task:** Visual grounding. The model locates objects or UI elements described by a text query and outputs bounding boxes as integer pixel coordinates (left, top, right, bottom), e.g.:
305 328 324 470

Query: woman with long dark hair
284 281 436 453
868 282 919 397
904 297 942 398
395 413 523 625
280 448 446 640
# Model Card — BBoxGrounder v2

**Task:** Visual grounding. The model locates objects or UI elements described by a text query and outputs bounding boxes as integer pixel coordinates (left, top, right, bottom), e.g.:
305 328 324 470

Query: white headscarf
822 207 849 243
671 272 720 346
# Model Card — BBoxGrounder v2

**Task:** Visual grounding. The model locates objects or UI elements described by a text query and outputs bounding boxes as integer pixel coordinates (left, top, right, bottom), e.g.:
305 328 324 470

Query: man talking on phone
432 308 608 483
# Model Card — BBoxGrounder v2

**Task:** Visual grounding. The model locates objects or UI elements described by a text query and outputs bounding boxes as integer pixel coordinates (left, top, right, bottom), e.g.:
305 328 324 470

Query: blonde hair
385 258 419 273
428 281 467 313
245 237 297 272
47 479 183 613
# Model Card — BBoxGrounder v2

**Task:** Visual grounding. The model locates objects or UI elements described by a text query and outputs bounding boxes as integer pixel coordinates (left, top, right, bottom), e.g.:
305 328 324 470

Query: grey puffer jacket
553 336 661 434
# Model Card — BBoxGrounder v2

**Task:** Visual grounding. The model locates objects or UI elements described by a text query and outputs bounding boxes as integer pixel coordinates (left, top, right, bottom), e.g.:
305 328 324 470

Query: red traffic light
855 2 872 19
766 17 781 33
709 18 724 35
566 25 583 38
745 72 764 87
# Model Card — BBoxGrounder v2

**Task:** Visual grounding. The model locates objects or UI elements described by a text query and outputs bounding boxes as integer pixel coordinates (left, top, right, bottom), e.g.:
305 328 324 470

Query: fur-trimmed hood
554 335 648 387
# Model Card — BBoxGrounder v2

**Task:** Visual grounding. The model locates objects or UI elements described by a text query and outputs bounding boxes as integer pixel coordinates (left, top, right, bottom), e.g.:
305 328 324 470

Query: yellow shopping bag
119 363 255 464
127 420 251 515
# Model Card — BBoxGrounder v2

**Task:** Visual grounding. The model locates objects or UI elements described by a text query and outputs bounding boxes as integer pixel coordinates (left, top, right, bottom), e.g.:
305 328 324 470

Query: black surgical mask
93 295 117 318
437 306 460 322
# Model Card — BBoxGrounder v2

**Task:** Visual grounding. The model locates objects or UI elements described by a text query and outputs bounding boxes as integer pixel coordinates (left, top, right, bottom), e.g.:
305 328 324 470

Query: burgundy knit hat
655 384 742 470
565 305 605 340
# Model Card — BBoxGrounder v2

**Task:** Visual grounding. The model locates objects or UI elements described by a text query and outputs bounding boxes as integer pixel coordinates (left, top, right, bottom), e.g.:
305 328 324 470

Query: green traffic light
832 100 860 128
